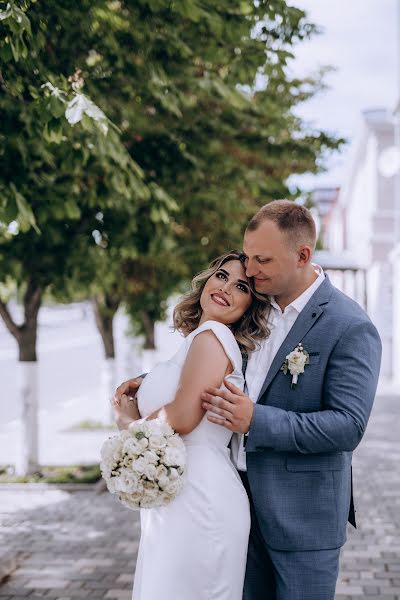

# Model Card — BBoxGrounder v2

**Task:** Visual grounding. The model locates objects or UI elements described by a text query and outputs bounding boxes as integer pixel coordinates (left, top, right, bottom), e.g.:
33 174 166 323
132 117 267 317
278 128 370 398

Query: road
0 302 183 466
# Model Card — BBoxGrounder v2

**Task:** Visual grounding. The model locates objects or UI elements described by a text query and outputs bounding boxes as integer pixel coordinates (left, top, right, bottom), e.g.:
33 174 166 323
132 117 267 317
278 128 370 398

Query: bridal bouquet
100 418 186 509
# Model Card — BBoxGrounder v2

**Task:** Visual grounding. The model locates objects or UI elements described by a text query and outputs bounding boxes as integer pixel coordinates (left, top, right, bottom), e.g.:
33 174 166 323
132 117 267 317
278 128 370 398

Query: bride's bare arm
147 330 232 434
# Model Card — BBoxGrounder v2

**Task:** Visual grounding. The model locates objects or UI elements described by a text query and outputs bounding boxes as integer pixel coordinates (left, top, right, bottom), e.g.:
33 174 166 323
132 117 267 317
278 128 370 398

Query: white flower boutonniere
281 343 309 389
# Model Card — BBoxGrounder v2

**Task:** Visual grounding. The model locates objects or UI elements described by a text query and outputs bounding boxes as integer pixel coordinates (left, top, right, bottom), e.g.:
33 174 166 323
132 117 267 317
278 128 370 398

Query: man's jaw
253 277 269 292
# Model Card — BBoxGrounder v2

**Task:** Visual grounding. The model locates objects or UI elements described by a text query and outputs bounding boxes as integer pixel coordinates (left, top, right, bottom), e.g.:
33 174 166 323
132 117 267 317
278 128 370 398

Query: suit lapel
256 276 333 402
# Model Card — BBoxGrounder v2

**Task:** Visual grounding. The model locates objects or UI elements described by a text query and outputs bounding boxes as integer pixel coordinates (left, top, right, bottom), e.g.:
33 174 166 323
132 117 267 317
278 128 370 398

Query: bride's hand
112 394 141 422
113 377 143 404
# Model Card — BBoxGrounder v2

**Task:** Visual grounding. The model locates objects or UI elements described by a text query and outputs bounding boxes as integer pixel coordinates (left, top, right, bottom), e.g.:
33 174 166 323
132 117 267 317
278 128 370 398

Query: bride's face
200 260 253 325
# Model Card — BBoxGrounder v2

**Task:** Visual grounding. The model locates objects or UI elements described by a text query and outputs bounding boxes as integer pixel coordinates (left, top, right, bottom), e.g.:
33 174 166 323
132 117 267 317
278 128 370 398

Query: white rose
119 492 140 510
100 461 111 478
132 457 148 474
158 475 170 489
143 481 160 497
125 481 139 494
163 447 185 467
149 496 167 508
138 436 149 450
156 465 168 479
155 420 174 437
114 477 130 493
168 468 180 481
164 479 182 496
143 464 158 480
140 419 154 437
148 434 167 450
122 455 133 468
146 418 162 433
119 429 132 442
140 496 156 508
100 436 121 459
122 471 140 492
167 434 184 449
106 478 117 493
130 491 144 502
143 449 159 464
122 437 141 456
287 350 307 375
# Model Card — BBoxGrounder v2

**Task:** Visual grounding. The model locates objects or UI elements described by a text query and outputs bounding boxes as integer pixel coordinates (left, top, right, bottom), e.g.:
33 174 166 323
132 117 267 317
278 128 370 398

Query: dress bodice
137 320 244 449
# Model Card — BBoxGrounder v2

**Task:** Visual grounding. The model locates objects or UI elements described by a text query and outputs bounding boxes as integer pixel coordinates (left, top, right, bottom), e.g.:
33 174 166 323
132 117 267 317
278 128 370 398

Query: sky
287 0 397 191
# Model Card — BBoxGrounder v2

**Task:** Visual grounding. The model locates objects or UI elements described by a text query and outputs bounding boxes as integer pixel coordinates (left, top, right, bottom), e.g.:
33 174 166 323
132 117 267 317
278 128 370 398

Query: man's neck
275 268 319 312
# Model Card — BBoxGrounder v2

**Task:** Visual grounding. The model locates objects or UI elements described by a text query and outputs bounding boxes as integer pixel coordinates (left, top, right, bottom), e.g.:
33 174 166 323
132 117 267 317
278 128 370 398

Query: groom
115 200 382 600
201 200 382 600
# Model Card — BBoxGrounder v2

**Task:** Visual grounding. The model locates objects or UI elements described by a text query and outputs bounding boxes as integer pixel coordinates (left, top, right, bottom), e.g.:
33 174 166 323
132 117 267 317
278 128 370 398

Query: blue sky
288 0 397 190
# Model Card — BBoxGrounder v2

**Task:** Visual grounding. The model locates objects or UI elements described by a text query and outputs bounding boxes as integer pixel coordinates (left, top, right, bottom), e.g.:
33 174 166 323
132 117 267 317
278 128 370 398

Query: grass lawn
0 463 102 484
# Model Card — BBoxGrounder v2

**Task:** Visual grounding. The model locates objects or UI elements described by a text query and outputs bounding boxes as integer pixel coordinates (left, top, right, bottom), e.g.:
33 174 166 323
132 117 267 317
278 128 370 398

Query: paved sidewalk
0 392 399 600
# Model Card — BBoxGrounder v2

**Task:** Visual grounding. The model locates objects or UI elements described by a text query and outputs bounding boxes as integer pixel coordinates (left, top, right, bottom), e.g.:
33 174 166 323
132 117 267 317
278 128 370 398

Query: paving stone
0 589 30 597
0 393 399 599
335 585 363 595
0 552 18 585
104 591 131 600
114 575 132 585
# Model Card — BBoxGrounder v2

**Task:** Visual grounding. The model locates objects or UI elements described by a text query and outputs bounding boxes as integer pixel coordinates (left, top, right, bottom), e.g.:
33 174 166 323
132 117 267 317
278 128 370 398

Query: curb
0 482 97 492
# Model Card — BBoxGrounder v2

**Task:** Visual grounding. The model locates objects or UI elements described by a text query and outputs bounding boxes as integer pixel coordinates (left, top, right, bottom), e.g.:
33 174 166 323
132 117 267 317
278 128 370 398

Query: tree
0 0 175 472
0 0 343 473
112 0 343 338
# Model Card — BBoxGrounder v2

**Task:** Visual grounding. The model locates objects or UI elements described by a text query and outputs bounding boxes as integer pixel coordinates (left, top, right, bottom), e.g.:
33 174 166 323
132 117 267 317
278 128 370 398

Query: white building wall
325 110 396 380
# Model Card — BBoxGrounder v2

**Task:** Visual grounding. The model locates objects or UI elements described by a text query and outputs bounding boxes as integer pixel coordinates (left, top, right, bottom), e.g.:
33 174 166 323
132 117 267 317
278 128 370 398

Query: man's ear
298 246 312 266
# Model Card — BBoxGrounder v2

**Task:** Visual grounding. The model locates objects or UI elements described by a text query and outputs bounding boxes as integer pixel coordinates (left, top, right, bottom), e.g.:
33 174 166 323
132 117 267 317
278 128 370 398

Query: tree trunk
93 292 121 423
140 310 156 350
101 357 118 424
0 280 42 475
93 293 121 359
16 361 39 475
140 310 157 372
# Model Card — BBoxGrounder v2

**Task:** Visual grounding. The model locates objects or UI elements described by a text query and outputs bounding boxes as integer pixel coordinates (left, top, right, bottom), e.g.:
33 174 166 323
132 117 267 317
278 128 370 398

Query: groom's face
243 219 300 297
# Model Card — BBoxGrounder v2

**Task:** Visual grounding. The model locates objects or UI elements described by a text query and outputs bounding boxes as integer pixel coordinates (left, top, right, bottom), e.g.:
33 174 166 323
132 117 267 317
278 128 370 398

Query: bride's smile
199 260 252 326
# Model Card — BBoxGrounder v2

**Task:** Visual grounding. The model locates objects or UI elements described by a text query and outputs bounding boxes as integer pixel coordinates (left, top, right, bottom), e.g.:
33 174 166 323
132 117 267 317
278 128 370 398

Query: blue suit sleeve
245 320 382 454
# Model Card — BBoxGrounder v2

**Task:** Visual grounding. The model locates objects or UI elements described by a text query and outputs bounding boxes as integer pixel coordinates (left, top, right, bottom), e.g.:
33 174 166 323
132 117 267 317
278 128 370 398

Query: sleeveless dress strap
189 320 243 375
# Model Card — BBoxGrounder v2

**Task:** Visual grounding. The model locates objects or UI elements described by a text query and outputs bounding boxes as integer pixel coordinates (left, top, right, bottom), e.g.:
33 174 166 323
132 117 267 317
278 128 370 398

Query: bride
112 250 269 600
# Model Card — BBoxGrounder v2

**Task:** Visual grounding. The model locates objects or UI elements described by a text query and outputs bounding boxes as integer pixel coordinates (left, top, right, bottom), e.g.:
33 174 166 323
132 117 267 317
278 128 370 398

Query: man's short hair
246 200 317 251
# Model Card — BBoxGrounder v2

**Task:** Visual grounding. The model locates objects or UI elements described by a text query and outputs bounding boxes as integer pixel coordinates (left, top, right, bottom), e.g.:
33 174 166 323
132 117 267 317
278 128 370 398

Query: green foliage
0 463 102 483
66 419 117 431
0 0 344 346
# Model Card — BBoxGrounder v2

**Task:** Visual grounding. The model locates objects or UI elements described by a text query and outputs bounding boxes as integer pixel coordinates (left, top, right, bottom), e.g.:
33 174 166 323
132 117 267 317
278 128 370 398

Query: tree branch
0 299 20 340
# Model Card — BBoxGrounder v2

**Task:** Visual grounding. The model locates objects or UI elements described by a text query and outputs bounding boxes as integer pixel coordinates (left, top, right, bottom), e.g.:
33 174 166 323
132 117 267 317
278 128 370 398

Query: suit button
312 312 317 317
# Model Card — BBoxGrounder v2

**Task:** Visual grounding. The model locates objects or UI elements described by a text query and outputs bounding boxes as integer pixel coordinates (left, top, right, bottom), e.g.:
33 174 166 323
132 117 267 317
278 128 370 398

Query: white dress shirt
232 266 325 471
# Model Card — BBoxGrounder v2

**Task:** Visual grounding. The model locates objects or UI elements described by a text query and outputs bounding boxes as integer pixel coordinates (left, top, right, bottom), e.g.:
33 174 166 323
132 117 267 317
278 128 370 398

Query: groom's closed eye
256 257 271 264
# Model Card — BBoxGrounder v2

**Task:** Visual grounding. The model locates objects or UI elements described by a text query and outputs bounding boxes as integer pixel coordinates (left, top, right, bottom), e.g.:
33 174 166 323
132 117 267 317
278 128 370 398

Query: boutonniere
281 343 309 389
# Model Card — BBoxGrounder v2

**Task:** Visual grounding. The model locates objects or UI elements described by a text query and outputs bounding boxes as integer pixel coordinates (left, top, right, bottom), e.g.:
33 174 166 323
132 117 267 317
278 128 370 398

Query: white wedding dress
132 320 250 600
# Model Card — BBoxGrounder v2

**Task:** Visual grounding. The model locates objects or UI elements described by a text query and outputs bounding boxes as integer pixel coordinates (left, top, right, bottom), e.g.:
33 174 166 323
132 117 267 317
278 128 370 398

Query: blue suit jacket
245 276 382 552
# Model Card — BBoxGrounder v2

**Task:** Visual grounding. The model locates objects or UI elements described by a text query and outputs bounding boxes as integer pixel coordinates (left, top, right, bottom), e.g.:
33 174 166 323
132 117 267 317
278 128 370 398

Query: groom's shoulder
323 281 371 326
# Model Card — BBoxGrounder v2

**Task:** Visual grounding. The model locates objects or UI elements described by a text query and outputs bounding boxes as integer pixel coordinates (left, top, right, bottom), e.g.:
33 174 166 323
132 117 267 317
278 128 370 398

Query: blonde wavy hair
173 251 270 354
